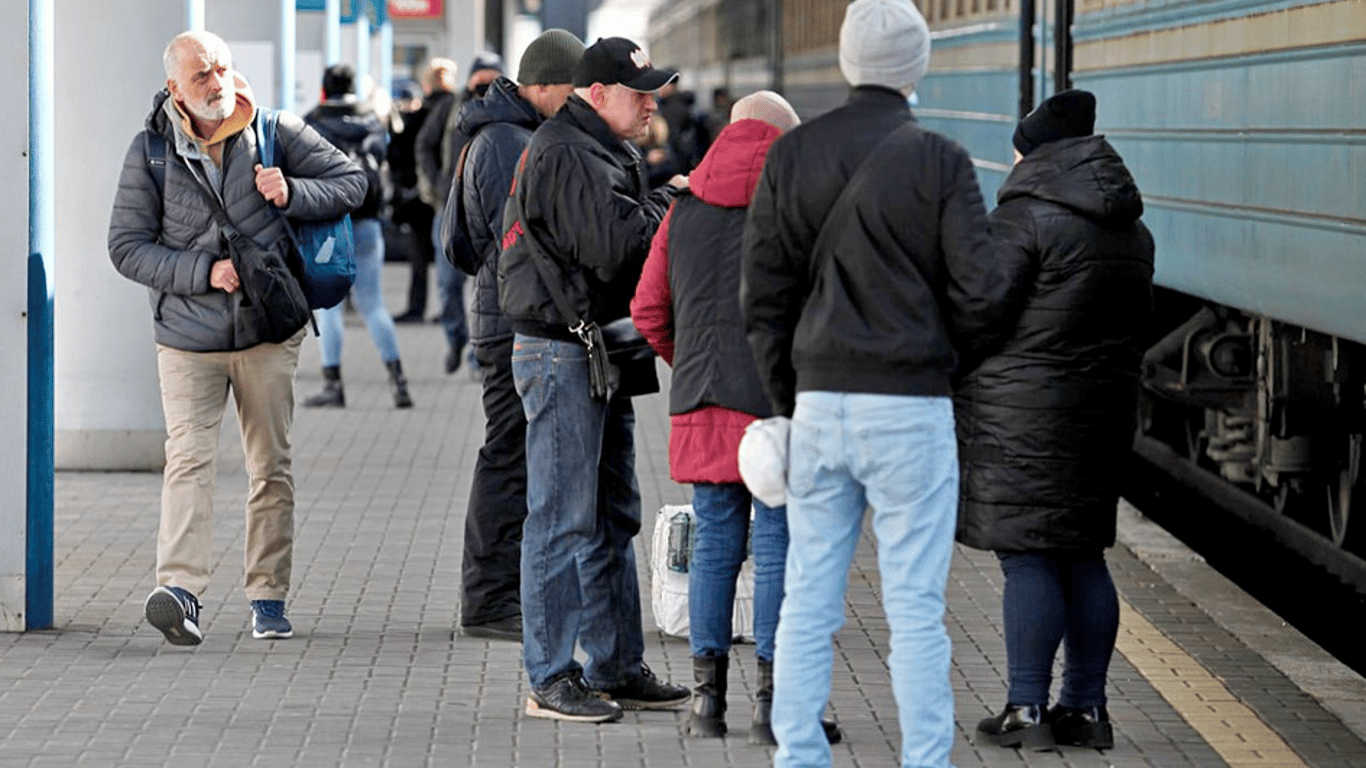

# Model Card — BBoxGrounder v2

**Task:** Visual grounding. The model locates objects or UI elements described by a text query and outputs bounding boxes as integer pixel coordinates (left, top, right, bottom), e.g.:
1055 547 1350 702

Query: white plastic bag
649 504 754 641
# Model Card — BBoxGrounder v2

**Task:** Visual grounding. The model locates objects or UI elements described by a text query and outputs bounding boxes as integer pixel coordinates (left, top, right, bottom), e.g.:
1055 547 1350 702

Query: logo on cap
629 48 650 70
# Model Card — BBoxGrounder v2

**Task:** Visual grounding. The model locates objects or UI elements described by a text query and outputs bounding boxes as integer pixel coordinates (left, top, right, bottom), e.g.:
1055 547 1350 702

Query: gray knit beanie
518 29 587 86
839 0 931 93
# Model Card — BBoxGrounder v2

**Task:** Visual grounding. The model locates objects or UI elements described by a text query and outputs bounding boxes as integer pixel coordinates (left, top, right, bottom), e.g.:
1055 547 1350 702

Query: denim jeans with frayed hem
511 334 645 690
773 392 958 768
998 551 1118 709
688 483 788 661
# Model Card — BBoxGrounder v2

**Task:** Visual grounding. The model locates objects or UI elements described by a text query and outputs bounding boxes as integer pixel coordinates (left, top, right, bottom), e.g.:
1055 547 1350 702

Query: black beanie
518 30 586 86
1013 89 1097 156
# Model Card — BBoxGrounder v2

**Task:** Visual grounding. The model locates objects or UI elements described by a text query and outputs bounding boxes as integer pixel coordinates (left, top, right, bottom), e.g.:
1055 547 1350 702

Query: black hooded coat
954 135 1155 553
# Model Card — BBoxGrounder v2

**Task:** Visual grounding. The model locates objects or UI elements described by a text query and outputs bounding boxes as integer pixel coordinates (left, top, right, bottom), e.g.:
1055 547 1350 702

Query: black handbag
191 182 311 345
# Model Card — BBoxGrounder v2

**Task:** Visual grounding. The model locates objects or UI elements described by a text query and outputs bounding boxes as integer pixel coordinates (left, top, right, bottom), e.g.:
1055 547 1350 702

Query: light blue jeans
773 392 958 768
689 483 787 662
511 334 645 690
316 217 401 367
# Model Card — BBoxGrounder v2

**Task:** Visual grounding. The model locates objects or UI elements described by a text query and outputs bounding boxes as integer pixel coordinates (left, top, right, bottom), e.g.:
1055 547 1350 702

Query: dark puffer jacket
109 86 365 352
448 77 543 346
955 135 1155 553
304 98 387 220
499 95 676 339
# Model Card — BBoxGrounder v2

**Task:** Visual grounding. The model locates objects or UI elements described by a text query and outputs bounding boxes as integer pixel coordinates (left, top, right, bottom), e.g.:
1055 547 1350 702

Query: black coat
449 77 542 346
304 99 386 219
742 86 1024 417
498 95 676 339
955 135 1155 553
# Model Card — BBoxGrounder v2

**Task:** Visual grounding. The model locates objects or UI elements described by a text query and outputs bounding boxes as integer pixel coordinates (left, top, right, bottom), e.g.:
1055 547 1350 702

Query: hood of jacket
305 97 382 146
687 118 783 209
453 76 541 141
152 72 257 149
997 135 1144 226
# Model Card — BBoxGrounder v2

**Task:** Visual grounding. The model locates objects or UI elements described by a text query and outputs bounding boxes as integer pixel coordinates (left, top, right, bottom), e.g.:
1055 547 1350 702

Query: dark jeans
392 195 433 316
460 338 526 626
998 550 1119 708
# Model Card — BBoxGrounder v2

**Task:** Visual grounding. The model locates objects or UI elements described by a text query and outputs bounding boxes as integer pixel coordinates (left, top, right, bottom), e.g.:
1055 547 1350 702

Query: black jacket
499 95 676 340
742 86 1024 417
955 135 1155 553
449 77 542 346
304 99 386 219
414 89 457 208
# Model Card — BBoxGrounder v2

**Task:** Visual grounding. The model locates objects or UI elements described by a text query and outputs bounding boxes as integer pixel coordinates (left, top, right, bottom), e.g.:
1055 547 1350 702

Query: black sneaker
596 664 690 710
461 614 522 642
976 703 1055 751
1047 704 1114 749
145 586 203 646
526 674 624 723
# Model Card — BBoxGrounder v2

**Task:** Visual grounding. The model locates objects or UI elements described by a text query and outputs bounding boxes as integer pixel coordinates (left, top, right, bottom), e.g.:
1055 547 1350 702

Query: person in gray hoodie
108 30 364 646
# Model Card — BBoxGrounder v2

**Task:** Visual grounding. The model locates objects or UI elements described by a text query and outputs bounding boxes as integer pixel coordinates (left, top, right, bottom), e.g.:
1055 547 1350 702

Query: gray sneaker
145 586 203 646
526 674 624 723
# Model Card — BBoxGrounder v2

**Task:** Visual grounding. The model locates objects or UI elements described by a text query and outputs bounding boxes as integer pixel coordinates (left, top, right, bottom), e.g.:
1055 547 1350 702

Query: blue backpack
255 109 356 310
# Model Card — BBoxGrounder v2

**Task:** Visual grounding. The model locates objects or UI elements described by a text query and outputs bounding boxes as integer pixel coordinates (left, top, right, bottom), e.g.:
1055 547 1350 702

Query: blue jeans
998 551 1118 709
431 213 468 355
316 218 402 366
773 392 958 768
689 483 788 662
511 334 645 689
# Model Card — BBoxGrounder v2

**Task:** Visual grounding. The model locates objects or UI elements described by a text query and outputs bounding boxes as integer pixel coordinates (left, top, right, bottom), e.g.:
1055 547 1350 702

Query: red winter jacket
632 119 783 484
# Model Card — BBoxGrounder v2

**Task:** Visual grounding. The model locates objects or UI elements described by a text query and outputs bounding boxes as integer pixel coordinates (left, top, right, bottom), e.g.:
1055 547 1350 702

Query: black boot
1047 704 1113 749
303 366 344 408
977 703 1055 750
687 655 728 738
749 660 842 746
386 360 413 408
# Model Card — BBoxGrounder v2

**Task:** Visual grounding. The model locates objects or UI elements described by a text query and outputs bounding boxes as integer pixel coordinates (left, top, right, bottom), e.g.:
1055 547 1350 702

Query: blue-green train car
648 0 1366 554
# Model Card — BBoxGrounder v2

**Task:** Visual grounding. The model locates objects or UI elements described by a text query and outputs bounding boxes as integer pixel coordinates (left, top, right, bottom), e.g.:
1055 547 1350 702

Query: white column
185 0 204 30
53 0 187 470
325 0 341 65
355 10 370 89
278 0 296 110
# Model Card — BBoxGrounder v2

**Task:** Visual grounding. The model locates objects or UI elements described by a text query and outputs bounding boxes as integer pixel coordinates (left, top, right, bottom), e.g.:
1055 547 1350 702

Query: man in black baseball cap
496 34 690 723
573 36 679 92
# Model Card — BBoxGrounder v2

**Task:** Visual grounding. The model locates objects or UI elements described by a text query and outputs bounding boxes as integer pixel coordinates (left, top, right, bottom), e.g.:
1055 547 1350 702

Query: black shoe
1047 704 1114 749
392 311 426 324
597 664 690 710
977 703 1055 751
526 674 623 723
444 348 461 374
461 615 522 642
687 655 728 738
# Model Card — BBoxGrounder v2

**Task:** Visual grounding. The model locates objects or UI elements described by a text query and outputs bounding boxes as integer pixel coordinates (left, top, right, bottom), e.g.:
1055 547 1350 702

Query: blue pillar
185 0 203 30
27 0 55 631
279 0 296 111
325 0 341 65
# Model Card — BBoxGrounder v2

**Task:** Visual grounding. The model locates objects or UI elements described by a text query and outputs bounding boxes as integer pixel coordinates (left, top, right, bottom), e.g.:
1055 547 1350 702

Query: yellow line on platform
1115 598 1309 767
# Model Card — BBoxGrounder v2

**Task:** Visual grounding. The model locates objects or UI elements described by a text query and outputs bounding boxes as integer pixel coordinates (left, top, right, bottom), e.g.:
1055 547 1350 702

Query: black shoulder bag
190 181 312 344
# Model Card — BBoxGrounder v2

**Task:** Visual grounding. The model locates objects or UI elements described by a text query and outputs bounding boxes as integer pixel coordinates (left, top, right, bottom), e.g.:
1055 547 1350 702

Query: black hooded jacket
954 135 1155 553
498 94 676 340
304 99 386 219
448 77 543 346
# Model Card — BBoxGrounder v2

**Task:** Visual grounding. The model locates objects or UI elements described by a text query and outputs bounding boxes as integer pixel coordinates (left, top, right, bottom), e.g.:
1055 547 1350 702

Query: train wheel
1326 434 1363 552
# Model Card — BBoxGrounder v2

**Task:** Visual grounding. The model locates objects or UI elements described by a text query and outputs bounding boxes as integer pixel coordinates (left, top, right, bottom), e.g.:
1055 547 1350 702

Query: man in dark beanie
439 28 586 644
1012 88 1097 157
958 87 1153 751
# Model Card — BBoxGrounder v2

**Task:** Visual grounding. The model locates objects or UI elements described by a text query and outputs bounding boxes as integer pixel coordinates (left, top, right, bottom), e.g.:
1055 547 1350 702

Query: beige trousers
155 330 304 601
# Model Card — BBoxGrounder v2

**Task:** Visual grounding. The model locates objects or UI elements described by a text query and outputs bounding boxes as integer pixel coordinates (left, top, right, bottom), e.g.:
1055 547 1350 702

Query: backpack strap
254 107 280 169
144 130 167 192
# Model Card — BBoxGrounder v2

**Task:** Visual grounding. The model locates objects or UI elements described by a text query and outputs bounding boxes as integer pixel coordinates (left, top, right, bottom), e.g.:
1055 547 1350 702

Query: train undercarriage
1140 289 1366 556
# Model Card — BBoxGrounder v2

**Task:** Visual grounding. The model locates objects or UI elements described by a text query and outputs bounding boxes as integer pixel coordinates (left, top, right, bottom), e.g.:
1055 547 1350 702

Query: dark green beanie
517 29 586 86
